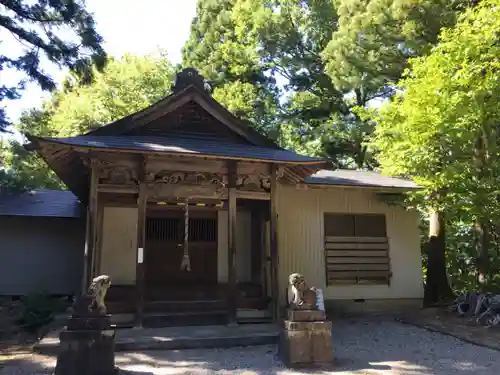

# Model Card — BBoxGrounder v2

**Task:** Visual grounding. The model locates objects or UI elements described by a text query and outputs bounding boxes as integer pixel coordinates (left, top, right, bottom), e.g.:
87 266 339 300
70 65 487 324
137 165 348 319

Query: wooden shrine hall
25 68 330 327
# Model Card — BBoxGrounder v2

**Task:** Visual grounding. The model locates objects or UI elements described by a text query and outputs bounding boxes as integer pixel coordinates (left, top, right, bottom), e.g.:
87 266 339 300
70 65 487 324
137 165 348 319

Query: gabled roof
85 82 278 149
306 170 420 189
0 189 82 218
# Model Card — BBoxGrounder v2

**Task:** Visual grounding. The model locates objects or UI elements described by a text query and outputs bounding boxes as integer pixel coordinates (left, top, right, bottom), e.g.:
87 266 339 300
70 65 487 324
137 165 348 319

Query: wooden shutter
324 213 391 285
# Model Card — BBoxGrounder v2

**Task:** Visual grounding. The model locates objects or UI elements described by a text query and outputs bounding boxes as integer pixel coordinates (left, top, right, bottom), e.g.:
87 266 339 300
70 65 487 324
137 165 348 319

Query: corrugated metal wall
276 185 423 303
0 216 85 295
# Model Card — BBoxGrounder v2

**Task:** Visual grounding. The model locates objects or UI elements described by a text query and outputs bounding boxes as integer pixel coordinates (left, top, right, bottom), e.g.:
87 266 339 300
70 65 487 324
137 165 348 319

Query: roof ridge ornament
173 68 210 93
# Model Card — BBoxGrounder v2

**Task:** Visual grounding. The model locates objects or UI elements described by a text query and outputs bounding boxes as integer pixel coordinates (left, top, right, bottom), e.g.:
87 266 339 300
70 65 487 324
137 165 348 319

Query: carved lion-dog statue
288 273 318 310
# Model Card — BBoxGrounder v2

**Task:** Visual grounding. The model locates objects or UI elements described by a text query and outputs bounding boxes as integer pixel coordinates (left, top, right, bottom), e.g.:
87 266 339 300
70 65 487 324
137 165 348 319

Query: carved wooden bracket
153 171 225 186
150 183 226 200
151 170 272 192
98 163 138 185
96 164 274 194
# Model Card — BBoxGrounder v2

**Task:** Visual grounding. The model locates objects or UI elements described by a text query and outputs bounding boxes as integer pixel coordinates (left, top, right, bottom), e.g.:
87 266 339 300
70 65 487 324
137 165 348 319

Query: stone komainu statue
87 275 112 315
288 273 318 310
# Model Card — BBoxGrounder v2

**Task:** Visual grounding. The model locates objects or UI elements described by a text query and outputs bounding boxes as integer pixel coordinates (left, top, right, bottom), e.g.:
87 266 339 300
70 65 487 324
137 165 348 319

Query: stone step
142 311 228 328
144 299 227 313
35 324 279 355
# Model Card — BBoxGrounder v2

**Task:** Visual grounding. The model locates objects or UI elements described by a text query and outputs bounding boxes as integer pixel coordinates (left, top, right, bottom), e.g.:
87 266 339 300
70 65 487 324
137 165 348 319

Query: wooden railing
324 236 392 285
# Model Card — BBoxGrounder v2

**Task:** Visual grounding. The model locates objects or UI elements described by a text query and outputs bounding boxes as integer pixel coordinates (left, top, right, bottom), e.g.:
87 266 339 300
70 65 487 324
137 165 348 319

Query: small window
324 213 391 285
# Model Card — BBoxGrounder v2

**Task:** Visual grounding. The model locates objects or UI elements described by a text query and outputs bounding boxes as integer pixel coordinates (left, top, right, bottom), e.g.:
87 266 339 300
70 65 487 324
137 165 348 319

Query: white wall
100 206 138 285
276 185 423 302
217 209 252 283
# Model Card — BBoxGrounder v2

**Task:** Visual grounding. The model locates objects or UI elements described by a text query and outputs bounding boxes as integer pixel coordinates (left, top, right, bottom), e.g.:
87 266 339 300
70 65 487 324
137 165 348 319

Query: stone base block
287 309 326 322
66 315 112 331
278 320 333 368
54 329 117 375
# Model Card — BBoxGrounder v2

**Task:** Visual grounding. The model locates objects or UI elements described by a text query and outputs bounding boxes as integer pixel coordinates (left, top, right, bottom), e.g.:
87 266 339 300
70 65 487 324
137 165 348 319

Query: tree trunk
473 130 491 285
423 209 455 306
474 218 490 285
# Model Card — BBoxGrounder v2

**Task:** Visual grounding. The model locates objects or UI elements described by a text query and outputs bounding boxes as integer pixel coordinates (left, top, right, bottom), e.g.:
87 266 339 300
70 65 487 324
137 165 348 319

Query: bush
16 293 66 333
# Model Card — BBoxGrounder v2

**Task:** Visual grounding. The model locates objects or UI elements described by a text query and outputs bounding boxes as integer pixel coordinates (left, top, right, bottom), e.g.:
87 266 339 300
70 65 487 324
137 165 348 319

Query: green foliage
0 140 62 190
324 0 468 95
372 0 500 290
24 52 176 137
182 0 468 168
16 293 66 333
373 0 500 210
182 0 280 138
0 0 107 131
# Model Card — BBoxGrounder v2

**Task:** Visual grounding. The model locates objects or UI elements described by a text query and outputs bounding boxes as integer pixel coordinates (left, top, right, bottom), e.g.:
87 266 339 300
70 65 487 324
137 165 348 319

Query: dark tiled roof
0 189 82 218
306 169 420 189
38 135 326 164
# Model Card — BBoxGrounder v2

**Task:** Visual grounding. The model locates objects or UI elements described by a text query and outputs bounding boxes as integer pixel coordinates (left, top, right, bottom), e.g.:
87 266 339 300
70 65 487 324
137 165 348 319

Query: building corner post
82 157 99 294
269 163 279 322
227 160 238 325
135 156 148 328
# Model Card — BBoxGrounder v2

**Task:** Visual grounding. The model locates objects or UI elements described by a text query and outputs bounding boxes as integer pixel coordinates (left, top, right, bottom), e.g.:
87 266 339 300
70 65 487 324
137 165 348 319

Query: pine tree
0 0 106 131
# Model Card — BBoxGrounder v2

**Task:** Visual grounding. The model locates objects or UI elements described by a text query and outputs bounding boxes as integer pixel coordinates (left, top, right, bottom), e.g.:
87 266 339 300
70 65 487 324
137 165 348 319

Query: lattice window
146 217 217 243
188 218 217 242
324 213 391 285
146 218 182 242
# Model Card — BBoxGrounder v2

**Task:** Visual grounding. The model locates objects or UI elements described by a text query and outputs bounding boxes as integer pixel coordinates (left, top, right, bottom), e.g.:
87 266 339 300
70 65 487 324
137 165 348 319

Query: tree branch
0 0 64 23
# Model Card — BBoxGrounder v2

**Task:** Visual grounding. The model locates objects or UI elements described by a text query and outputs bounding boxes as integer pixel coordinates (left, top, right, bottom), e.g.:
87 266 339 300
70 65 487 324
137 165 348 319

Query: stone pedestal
278 309 334 368
54 314 117 375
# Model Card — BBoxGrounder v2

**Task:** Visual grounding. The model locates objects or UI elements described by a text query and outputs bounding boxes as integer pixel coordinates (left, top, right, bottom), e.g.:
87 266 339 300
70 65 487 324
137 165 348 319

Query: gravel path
2 318 500 375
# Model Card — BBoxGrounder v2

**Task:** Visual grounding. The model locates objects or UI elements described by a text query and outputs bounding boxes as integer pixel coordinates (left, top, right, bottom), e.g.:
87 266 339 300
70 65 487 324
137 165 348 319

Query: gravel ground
2 318 500 375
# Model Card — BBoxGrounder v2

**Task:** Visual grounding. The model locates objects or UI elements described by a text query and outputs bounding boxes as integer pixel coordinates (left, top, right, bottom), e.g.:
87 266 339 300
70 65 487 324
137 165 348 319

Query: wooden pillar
251 208 262 284
82 205 91 294
227 161 238 325
269 164 279 322
93 205 104 278
135 158 147 327
82 159 99 294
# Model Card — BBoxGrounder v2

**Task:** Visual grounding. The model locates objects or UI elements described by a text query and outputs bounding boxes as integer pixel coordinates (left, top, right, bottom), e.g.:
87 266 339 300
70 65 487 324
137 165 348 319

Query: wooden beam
98 184 138 194
135 157 148 327
227 160 238 325
148 183 270 201
82 159 99 293
93 152 270 176
269 164 279 322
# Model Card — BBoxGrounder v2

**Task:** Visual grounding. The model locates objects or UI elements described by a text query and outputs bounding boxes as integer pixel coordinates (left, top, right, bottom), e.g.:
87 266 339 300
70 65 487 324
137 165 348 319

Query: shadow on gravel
0 354 55 375
330 316 500 374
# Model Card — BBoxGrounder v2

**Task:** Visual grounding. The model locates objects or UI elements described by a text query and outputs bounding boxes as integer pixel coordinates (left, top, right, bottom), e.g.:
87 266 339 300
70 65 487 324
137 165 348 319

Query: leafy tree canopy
182 0 470 169
371 0 500 291
372 0 500 214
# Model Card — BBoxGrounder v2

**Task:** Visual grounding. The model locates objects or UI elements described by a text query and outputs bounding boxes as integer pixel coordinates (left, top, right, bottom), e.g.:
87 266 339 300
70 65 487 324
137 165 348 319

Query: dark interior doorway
144 209 218 300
